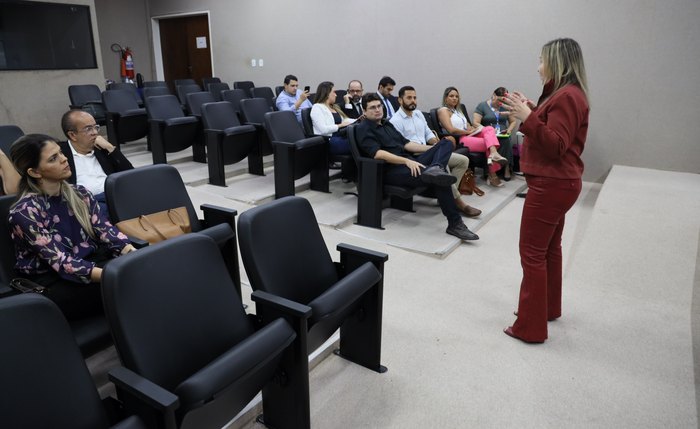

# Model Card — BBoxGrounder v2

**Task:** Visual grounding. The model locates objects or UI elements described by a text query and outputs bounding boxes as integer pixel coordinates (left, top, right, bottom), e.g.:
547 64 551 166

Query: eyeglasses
366 104 383 111
76 125 100 134
348 89 363 94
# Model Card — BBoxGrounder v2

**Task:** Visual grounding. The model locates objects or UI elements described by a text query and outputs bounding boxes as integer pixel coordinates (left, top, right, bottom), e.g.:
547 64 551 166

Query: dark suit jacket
341 101 363 119
380 94 400 119
59 140 134 187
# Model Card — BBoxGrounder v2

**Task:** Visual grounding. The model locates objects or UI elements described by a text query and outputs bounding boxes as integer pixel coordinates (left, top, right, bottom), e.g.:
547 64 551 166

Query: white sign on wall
196 37 207 49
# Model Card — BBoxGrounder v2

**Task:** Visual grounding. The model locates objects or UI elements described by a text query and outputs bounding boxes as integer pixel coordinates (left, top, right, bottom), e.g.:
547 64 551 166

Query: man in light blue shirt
275 74 312 122
390 85 481 218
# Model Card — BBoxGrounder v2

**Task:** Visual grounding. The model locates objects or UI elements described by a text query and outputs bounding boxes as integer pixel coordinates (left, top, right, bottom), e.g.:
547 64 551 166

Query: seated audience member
342 80 365 119
60 110 133 213
275 74 313 122
474 87 517 180
310 81 356 155
377 76 400 119
390 86 481 217
355 93 479 241
9 134 136 320
0 147 21 195
437 87 508 187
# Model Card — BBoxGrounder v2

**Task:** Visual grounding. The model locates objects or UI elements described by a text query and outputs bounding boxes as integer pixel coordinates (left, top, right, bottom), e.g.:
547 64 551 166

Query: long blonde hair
10 134 96 239
541 38 589 101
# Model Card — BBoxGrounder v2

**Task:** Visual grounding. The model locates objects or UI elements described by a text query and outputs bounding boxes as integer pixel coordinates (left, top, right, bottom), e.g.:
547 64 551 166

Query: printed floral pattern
9 185 130 284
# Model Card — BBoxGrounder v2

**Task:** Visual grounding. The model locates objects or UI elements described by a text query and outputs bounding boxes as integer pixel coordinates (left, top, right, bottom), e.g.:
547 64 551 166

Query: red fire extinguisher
121 47 135 81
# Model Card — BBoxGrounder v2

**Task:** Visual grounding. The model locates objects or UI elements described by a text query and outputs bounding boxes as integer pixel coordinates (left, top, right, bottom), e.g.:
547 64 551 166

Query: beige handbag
116 207 191 244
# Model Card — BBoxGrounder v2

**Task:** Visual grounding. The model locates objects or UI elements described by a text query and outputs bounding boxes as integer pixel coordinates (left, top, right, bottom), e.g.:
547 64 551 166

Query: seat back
206 82 230 101
274 85 284 96
102 89 140 113
102 234 254 391
201 76 221 88
221 89 249 116
238 196 338 305
240 97 273 125
185 91 216 117
300 107 314 137
422 110 437 133
263 110 305 143
143 86 171 100
107 82 142 103
251 86 275 109
68 84 102 106
201 101 243 129
0 195 18 283
145 95 186 120
0 125 24 154
233 80 255 94
105 164 202 231
176 83 202 105
0 294 110 429
347 124 364 168
143 80 168 88
334 89 347 103
173 78 197 87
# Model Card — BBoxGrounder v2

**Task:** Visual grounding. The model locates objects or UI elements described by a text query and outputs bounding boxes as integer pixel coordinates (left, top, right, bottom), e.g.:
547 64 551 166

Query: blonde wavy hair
10 134 96 239
541 38 589 101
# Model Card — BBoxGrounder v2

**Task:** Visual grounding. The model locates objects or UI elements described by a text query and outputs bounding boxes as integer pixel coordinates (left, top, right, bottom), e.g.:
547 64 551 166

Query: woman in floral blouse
8 134 135 320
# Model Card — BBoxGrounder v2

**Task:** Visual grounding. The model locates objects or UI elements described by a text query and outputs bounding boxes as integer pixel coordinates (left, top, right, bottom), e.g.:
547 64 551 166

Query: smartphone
304 86 310 92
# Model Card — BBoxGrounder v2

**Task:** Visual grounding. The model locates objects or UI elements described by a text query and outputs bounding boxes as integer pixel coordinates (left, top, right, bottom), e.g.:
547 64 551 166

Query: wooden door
158 15 212 91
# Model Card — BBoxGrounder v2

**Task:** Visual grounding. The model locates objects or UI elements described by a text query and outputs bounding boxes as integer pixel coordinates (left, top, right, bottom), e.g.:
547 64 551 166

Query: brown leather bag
458 170 484 196
116 207 191 244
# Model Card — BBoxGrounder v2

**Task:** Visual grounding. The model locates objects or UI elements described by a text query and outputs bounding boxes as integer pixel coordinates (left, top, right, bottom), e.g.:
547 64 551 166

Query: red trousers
512 175 582 342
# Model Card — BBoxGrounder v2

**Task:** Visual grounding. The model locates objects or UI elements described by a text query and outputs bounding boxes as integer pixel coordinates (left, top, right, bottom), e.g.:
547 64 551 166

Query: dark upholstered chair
250 86 276 110
238 196 388 429
102 234 297 429
221 88 250 122
104 164 241 296
0 195 112 356
201 101 262 185
0 125 24 154
239 97 274 156
201 76 221 88
143 80 168 88
206 82 230 101
184 91 215 118
68 84 107 125
173 78 197 87
347 125 428 229
263 111 329 199
144 95 202 164
274 85 284 96
233 80 255 95
102 89 148 148
0 294 153 429
143 86 171 100
175 84 202 107
108 82 143 106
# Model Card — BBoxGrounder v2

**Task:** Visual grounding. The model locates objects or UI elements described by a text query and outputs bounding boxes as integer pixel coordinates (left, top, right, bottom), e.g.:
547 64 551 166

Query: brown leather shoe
459 205 482 217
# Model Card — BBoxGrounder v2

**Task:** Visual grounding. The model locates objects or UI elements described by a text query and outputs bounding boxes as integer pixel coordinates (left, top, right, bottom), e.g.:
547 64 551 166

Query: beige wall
94 0 153 82
0 0 105 138
147 0 700 181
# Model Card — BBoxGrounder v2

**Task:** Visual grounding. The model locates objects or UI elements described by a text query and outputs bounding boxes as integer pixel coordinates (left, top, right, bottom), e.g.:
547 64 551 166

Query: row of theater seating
0 162 389 428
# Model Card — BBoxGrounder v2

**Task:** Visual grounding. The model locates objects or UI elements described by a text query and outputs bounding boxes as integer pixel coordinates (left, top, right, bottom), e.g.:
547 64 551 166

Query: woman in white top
310 81 355 155
437 86 508 187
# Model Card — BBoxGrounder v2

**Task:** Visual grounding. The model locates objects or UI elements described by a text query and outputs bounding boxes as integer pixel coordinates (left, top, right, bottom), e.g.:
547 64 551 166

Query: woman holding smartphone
501 38 590 343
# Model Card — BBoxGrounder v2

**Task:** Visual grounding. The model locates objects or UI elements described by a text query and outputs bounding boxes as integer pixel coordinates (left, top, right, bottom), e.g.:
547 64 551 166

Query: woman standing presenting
501 38 589 343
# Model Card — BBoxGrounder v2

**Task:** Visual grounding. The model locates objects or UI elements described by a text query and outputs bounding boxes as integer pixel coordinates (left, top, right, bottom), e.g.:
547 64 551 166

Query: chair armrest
128 236 149 249
271 140 297 149
201 204 237 230
337 243 388 277
295 136 325 149
109 366 179 429
0 282 16 298
251 290 312 319
245 121 263 128
337 243 388 263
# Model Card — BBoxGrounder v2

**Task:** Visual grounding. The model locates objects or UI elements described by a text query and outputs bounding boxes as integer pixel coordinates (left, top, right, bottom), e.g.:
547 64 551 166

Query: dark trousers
512 175 582 342
383 139 461 227
26 248 113 321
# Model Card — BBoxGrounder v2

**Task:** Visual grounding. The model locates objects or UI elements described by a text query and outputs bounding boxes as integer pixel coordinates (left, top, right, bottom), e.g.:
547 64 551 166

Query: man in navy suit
59 110 133 213
377 76 400 119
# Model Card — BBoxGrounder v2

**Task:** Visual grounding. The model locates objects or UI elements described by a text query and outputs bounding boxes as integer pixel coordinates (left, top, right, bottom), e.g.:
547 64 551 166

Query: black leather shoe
446 222 479 241
421 166 457 187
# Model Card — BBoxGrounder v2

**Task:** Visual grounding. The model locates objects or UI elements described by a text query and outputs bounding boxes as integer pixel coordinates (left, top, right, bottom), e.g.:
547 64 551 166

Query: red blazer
519 82 589 179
